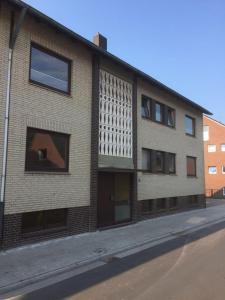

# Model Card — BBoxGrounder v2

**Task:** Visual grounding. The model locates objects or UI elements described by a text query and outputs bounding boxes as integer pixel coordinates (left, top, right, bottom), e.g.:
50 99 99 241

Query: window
155 151 165 172
223 188 225 196
22 209 68 233
168 153 176 174
221 144 225 152
169 197 177 209
142 200 153 214
30 43 71 93
208 144 216 152
25 127 70 172
141 96 151 118
187 156 196 176
203 125 209 141
156 198 166 210
142 149 151 171
155 102 164 123
167 107 175 127
185 115 195 136
222 166 225 174
208 166 217 174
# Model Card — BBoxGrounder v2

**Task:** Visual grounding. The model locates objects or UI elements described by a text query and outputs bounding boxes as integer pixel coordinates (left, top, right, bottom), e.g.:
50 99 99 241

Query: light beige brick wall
137 78 205 200
2 5 92 214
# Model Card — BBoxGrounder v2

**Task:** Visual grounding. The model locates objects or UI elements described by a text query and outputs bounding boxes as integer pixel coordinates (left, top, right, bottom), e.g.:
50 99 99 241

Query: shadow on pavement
17 219 225 300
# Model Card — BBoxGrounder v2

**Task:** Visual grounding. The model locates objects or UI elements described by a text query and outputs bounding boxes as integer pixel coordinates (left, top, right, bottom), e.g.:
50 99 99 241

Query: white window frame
221 144 225 152
203 125 209 141
208 166 217 174
208 144 216 152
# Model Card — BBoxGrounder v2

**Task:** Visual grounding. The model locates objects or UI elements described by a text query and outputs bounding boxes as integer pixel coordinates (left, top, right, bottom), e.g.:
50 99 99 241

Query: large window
30 43 71 93
185 115 195 136
22 209 68 234
25 128 70 172
155 102 164 123
141 96 151 118
187 156 196 176
142 149 151 171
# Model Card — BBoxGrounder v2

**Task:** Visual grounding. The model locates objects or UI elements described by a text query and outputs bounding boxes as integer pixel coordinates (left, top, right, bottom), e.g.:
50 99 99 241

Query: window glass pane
222 166 225 174
45 209 67 229
30 46 70 92
208 166 217 174
22 211 44 233
208 144 216 152
155 103 163 122
26 128 69 172
187 157 196 176
221 144 225 152
142 149 151 170
203 126 209 141
156 151 164 172
185 116 195 135
168 153 175 173
141 97 151 118
167 108 175 127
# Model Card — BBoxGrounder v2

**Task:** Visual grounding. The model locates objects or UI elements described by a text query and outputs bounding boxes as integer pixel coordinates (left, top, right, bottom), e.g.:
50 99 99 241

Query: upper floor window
155 151 165 172
208 166 217 174
203 125 209 141
141 96 151 118
221 144 225 152
30 43 71 94
155 102 164 123
25 127 70 172
167 107 175 127
185 115 195 136
168 153 176 174
208 144 216 152
187 156 196 176
142 149 151 171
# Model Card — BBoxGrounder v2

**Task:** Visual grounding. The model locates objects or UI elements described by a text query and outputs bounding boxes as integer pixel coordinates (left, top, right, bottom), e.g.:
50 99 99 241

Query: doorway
97 172 132 228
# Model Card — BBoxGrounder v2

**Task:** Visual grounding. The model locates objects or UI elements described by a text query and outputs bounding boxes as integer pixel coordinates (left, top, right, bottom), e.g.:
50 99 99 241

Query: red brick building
203 115 225 198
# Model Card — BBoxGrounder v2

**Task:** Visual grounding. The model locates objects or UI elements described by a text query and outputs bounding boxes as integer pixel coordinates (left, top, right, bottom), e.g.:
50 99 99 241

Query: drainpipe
0 6 27 240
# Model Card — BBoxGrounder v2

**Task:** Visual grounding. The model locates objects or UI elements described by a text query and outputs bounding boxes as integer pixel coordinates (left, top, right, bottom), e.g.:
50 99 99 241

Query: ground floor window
22 208 68 234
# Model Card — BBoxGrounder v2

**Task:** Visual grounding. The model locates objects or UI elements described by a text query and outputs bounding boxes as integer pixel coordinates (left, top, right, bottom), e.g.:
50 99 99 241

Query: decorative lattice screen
99 70 133 158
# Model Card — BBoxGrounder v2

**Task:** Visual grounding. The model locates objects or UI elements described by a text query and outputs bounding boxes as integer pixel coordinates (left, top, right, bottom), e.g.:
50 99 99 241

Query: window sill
29 80 72 98
185 133 196 138
24 171 71 175
141 117 176 130
22 225 68 239
141 170 177 176
187 175 197 178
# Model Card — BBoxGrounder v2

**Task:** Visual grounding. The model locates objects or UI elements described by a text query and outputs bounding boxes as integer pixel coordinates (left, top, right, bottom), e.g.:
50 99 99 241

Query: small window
203 125 209 141
141 96 151 118
169 197 177 208
22 208 68 233
208 166 217 174
185 115 195 136
30 43 71 93
221 144 225 152
25 127 70 172
142 149 151 171
155 151 165 172
222 166 225 174
167 107 175 127
155 102 164 123
168 153 176 174
156 198 166 210
208 144 216 152
187 156 196 176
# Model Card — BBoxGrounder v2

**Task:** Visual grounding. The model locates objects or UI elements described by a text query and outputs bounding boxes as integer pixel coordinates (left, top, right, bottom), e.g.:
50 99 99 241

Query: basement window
30 43 71 94
22 209 68 234
25 127 70 172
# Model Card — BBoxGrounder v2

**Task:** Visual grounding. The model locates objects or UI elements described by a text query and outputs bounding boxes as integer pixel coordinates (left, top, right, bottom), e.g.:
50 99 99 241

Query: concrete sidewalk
1 201 225 297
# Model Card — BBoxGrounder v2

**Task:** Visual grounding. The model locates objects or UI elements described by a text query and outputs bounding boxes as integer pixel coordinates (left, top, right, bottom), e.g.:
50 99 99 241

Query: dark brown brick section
89 54 100 231
1 206 90 250
138 194 206 220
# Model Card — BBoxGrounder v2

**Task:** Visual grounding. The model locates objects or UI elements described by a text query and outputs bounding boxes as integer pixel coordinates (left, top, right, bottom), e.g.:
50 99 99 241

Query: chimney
93 33 107 50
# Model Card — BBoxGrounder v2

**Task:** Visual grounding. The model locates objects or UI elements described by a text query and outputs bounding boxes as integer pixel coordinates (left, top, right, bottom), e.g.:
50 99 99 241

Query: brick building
203 115 225 198
0 0 211 248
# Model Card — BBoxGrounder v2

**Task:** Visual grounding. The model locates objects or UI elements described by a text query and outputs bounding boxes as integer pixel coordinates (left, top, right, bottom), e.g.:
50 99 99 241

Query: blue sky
24 0 225 122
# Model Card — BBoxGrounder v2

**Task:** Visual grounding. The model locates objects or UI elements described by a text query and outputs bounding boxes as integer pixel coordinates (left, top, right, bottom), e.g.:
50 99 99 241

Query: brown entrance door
97 172 132 228
97 173 115 227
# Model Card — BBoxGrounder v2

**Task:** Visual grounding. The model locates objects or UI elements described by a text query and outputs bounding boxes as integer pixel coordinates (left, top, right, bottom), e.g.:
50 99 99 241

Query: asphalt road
11 221 225 300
